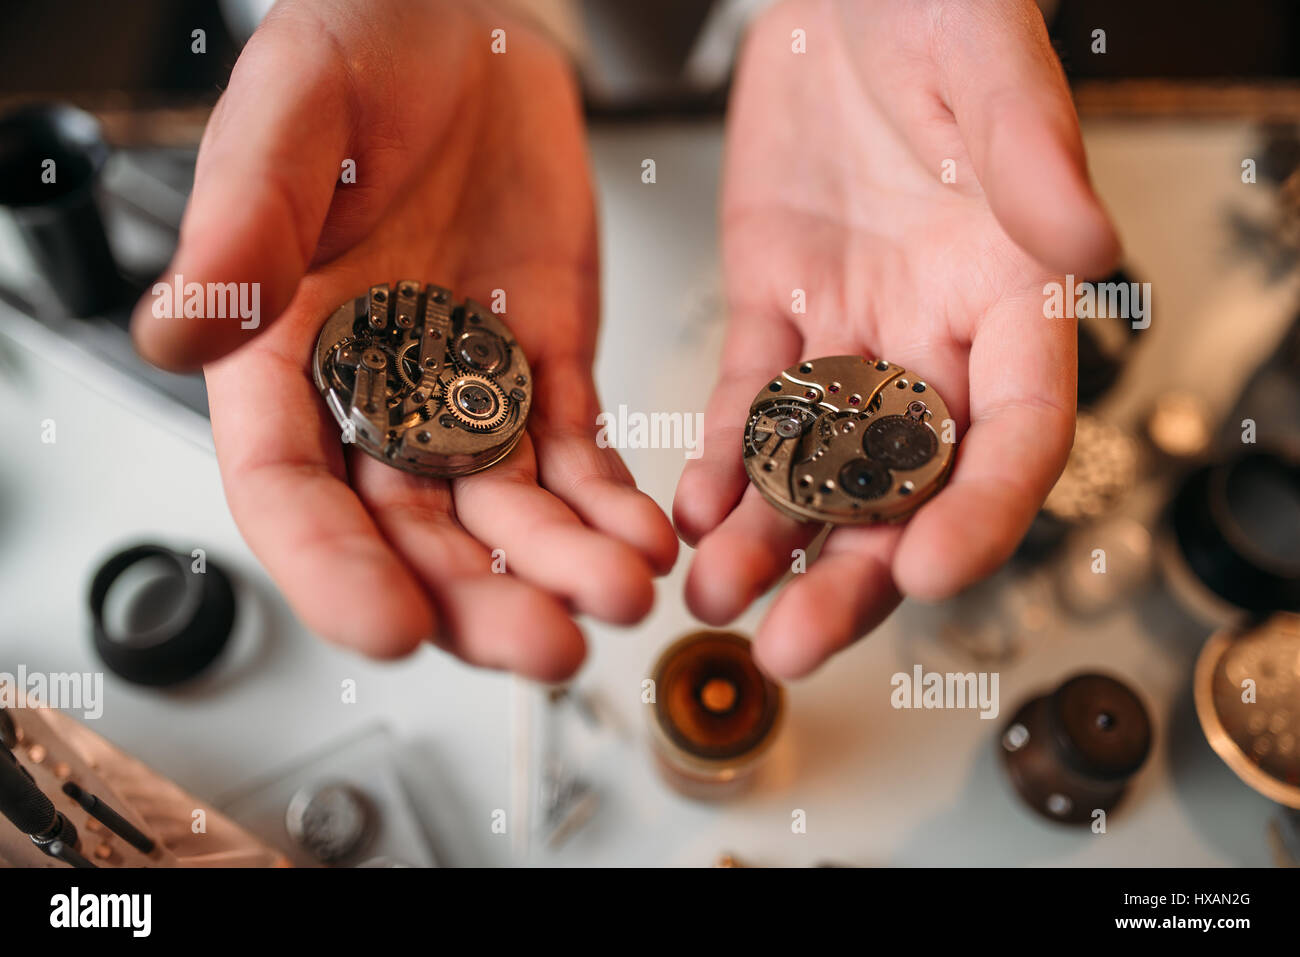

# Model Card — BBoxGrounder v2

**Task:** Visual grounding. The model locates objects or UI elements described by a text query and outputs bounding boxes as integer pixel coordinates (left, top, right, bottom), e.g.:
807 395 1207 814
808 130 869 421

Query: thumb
130 8 353 371
937 0 1121 277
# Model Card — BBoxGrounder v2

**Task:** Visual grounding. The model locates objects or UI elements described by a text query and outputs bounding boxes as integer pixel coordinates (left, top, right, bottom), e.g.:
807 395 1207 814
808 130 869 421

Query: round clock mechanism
313 281 532 478
742 356 955 524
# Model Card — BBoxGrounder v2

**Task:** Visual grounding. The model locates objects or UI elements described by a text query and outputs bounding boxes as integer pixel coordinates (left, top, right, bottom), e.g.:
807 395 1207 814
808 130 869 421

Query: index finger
131 5 354 370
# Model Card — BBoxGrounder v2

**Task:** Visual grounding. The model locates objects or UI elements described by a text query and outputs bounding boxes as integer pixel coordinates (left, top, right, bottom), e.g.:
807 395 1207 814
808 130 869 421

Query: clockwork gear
444 374 510 431
743 400 818 457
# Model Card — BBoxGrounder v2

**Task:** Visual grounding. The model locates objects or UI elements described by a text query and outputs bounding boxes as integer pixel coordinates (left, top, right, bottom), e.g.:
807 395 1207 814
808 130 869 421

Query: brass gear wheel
444 374 509 431
396 339 425 390
393 339 442 419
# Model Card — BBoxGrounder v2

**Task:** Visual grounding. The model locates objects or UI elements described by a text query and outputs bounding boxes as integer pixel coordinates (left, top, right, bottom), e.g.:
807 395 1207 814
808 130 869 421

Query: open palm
133 0 676 678
674 0 1119 678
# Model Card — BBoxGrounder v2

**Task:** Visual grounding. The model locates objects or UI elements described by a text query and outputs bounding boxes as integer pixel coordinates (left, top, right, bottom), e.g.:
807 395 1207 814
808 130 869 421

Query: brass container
1195 613 1300 809
648 631 784 799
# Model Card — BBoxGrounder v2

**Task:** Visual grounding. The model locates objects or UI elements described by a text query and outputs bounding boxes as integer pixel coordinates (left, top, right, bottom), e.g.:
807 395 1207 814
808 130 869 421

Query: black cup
0 103 124 316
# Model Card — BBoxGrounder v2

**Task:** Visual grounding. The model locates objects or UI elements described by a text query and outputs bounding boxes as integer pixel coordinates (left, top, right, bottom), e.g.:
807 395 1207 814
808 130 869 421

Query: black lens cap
89 544 236 687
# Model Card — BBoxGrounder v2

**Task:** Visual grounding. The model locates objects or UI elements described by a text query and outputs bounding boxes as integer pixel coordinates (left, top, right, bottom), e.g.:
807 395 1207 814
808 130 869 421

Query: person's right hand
131 0 677 679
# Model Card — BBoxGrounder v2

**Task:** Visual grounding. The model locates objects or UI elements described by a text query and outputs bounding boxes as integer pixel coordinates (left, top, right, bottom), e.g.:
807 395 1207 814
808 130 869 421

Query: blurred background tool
1000 673 1153 826
0 686 284 867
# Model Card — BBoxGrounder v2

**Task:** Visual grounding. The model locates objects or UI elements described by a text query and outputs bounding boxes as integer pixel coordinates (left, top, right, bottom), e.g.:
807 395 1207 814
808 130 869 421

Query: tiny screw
1003 723 1030 752
1046 793 1073 817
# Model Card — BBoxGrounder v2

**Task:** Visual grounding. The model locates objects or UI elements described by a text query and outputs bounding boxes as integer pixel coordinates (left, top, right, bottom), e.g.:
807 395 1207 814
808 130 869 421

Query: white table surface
0 117 1294 867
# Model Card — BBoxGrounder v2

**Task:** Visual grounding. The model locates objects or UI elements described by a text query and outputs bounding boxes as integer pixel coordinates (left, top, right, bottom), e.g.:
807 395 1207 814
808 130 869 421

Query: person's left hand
674 0 1119 678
